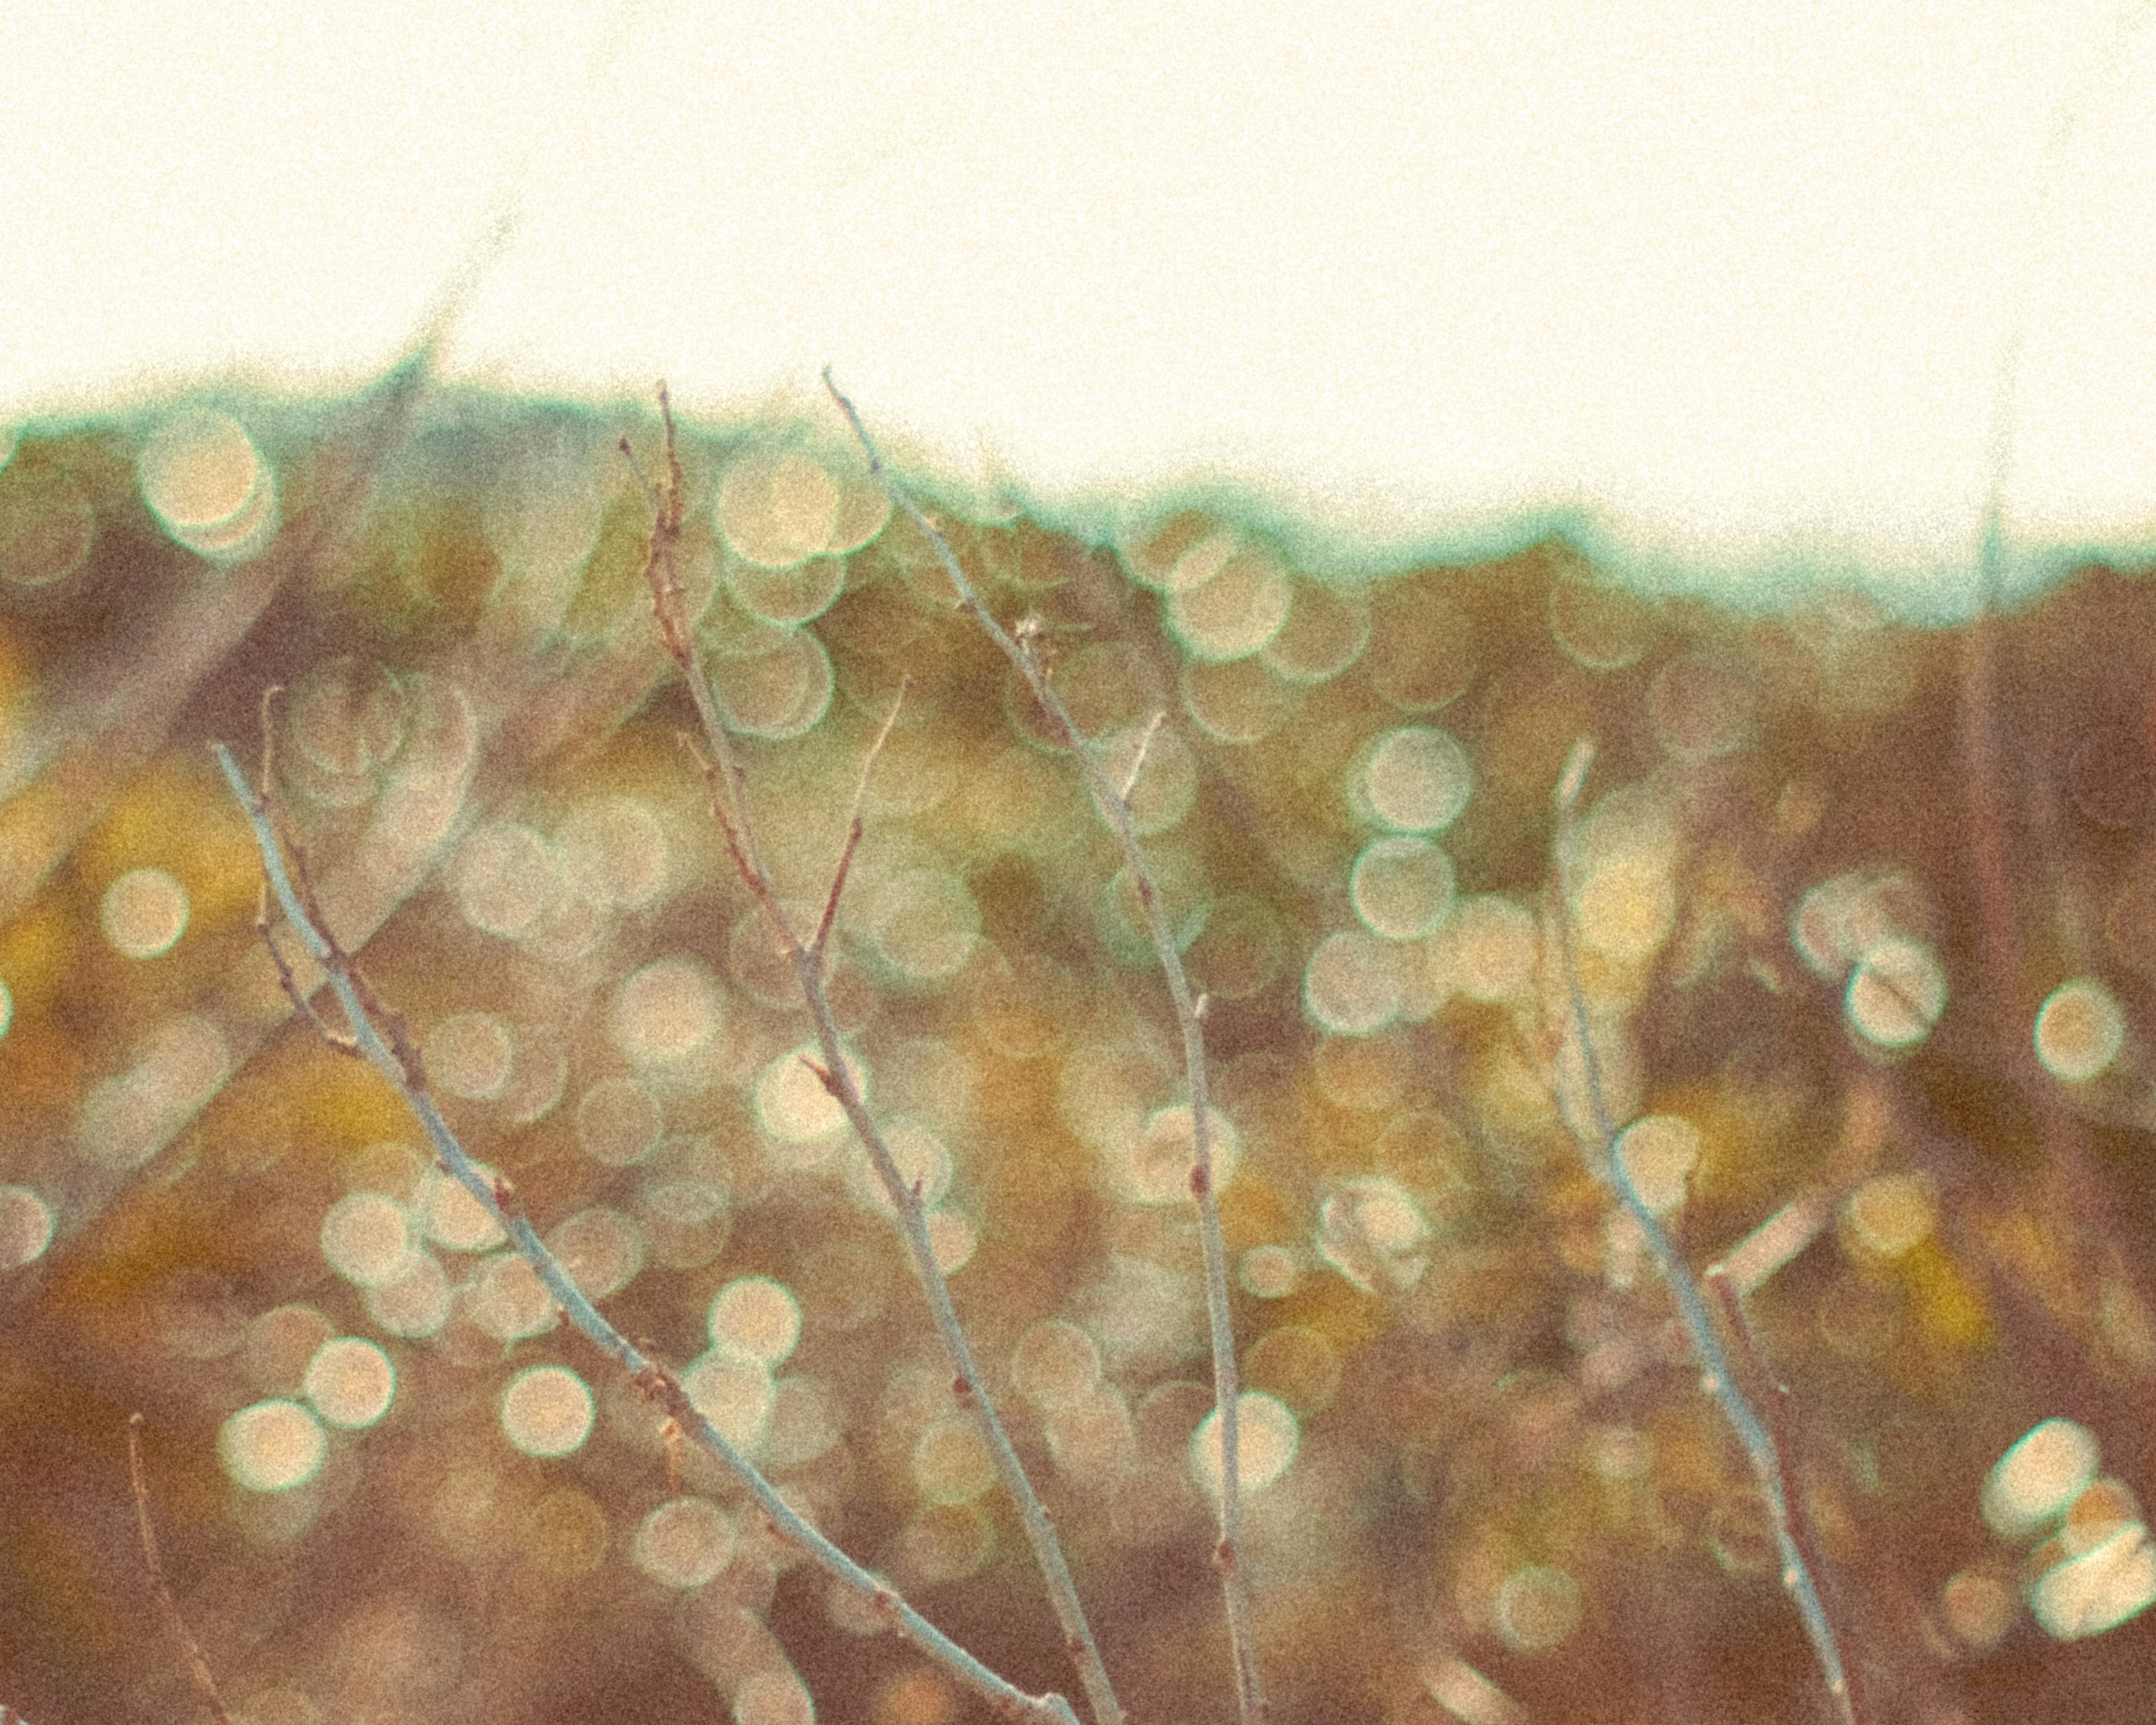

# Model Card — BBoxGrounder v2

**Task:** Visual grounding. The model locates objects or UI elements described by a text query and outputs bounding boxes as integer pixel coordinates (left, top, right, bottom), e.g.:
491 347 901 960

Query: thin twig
824 370 1264 1725
619 387 773 896
815 677 910 966
620 399 1122 1725
1545 739 1861 1725
128 1413 235 1725
1703 1268 1867 1725
212 741 1081 1725
1117 711 1165 805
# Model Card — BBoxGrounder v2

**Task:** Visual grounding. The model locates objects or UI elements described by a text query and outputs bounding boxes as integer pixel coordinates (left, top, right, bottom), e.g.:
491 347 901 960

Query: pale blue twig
212 740 1081 1725
1547 740 1861 1725
825 372 1266 1725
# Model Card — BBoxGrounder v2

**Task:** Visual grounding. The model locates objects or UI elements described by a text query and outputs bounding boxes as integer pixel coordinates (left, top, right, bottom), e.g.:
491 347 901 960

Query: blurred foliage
4 380 2156 1725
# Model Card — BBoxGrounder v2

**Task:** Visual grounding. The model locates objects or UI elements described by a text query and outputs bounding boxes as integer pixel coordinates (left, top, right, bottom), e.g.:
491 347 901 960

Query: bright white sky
5 1 2154 615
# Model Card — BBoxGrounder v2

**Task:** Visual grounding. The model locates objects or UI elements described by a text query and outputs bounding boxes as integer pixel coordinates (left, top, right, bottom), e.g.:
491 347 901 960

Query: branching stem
825 370 1265 1725
622 394 1122 1725
1546 740 1861 1725
211 741 1081 1725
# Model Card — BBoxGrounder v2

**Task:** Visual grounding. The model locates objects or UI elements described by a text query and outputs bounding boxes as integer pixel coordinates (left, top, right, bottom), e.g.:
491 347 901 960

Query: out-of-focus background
4 388 2156 1722
9 7 2156 1723
4 1 2155 611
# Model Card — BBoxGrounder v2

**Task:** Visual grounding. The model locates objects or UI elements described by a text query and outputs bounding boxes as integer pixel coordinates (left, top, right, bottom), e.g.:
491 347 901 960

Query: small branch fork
1702 1266 1860 1714
823 372 1266 1725
211 739 1080 1725
1545 740 1863 1725
621 392 1121 1725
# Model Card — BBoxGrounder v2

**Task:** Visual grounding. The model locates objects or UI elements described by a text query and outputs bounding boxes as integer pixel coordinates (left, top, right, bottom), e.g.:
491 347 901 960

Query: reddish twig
621 394 1120 1725
814 677 908 965
1548 738 1860 1725
127 1414 234 1725
1704 1269 1870 1725
214 733 1082 1725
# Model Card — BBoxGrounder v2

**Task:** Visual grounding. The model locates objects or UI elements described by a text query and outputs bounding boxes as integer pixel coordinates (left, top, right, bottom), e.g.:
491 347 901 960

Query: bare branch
619 399 1123 1725
673 729 801 948
129 1413 234 1725
623 387 771 898
1705 1267 1868 1725
212 741 1081 1725
258 891 358 1057
826 371 1262 1724
1545 738 1862 1725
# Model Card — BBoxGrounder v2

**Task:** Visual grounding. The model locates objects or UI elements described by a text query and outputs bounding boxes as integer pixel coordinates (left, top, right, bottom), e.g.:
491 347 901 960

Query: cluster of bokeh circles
6 394 2156 1724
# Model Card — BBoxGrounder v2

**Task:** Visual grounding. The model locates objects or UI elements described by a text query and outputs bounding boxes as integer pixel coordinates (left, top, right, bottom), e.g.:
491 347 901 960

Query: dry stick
209 742 1081 1725
1701 1270 1867 1723
824 371 1266 1725
127 1413 234 1725
620 394 1123 1725
1546 739 1861 1725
